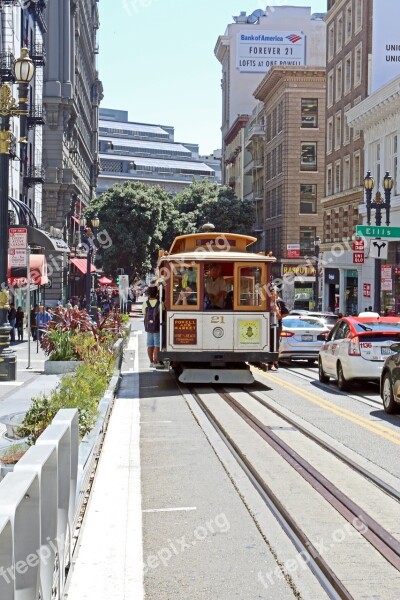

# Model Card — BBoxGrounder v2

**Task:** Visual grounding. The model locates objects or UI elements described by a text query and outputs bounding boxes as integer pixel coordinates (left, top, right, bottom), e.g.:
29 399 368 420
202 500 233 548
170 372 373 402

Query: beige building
253 67 326 306
215 6 326 188
321 0 373 314
223 115 250 201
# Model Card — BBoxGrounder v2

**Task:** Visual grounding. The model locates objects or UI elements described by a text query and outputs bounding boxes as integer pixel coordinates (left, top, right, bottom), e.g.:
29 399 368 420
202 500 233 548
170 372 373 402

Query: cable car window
171 264 199 309
238 266 263 307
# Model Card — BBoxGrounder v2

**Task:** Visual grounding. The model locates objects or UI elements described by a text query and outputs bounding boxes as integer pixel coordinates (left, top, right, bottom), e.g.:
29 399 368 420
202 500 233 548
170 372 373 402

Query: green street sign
356 225 400 239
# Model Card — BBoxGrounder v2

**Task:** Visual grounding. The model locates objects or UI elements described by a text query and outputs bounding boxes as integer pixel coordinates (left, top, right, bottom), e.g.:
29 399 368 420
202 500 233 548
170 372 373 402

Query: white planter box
44 360 82 375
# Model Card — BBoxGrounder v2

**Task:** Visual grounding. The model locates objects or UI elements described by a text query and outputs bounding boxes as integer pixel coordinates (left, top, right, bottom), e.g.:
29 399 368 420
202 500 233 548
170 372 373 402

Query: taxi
318 316 400 390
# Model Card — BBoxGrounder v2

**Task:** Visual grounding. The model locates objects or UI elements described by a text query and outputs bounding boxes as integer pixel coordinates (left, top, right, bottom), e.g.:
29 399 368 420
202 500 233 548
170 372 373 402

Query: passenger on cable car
176 284 197 306
204 264 227 309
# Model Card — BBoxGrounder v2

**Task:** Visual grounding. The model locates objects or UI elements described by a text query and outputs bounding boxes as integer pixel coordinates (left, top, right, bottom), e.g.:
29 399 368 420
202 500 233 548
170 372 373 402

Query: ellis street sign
356 225 400 239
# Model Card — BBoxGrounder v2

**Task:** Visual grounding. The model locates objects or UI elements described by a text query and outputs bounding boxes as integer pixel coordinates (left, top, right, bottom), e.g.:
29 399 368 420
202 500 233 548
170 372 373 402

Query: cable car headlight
213 327 224 339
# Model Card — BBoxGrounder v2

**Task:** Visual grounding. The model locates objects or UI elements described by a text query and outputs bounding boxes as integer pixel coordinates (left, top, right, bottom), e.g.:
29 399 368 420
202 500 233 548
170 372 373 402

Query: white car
318 316 400 390
279 316 330 364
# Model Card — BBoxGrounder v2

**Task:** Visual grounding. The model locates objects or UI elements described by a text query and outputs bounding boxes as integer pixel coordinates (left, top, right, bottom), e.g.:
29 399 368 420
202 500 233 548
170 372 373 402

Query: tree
86 181 172 279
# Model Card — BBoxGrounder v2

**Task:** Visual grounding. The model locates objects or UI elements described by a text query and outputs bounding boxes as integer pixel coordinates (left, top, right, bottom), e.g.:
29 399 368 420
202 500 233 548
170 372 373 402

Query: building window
335 160 341 193
328 23 335 61
354 0 362 33
327 117 333 154
300 184 317 214
335 112 342 150
336 13 343 52
327 165 333 196
301 99 318 128
344 103 351 145
266 114 271 141
300 142 317 171
376 142 381 187
343 155 350 190
327 70 334 107
277 101 283 133
393 134 398 195
345 2 352 44
353 151 361 187
354 43 362 87
300 227 316 257
336 62 342 100
266 152 271 180
272 107 277 138
344 53 352 94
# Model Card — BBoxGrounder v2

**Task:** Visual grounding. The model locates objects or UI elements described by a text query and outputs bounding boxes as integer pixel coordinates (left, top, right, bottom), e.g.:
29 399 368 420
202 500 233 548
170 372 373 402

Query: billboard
237 30 305 73
372 0 400 92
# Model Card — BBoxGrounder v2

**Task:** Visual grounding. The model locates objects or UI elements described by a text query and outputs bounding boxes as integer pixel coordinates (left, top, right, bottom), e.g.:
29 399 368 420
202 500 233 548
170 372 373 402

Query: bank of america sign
237 30 305 73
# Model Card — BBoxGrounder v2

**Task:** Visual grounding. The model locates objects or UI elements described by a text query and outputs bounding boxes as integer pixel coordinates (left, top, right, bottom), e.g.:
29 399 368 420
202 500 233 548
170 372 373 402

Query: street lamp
80 215 100 312
314 236 321 311
0 48 35 381
363 171 394 314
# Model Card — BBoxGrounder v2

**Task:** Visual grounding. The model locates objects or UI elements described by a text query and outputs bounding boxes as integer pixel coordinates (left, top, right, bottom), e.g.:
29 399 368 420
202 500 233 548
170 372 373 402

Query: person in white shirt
204 264 227 309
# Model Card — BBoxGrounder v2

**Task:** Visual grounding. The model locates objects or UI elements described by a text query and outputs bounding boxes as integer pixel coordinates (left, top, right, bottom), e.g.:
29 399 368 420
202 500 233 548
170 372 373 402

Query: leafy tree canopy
87 179 255 278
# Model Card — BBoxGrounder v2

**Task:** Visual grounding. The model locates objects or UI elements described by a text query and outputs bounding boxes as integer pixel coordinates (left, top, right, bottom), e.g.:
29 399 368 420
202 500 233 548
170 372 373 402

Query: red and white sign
381 264 392 279
353 252 364 264
9 248 27 268
353 240 364 251
382 279 393 291
363 283 371 297
286 244 300 258
9 227 27 249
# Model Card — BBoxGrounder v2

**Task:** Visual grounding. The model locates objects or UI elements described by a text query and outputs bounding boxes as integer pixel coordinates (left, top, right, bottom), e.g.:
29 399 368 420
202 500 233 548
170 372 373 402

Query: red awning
71 215 80 224
70 257 96 274
98 276 113 285
8 253 48 287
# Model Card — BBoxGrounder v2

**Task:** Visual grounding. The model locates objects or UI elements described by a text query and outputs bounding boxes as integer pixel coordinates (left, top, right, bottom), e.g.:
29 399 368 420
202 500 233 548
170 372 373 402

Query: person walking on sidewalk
30 304 39 341
36 305 51 341
8 303 16 342
15 306 24 341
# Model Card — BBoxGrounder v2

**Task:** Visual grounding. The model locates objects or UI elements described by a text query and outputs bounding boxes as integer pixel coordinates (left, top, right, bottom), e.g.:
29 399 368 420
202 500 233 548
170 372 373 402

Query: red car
318 316 400 390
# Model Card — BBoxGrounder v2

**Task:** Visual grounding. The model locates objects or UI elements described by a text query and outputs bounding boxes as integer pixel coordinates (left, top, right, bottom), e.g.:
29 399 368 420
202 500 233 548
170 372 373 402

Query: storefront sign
173 319 197 345
353 240 364 251
237 30 305 73
286 244 300 258
282 264 315 277
353 252 364 264
363 283 371 297
324 268 339 285
9 227 27 249
238 319 260 344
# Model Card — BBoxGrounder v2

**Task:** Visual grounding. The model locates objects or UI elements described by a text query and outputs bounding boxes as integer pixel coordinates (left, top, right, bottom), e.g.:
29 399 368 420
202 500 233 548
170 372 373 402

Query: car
290 310 340 330
279 316 330 364
380 342 400 414
318 316 400 391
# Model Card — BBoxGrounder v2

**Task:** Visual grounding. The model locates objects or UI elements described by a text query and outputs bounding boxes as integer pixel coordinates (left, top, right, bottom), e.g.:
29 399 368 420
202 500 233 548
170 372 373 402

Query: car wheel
337 362 349 391
318 358 329 383
382 373 399 414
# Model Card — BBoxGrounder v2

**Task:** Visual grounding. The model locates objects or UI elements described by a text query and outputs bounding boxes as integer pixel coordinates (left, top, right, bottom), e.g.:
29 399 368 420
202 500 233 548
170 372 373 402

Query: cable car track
189 385 400 599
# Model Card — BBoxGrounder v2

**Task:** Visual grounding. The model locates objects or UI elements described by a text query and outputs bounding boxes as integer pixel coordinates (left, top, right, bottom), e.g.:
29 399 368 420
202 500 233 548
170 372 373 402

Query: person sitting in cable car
204 264 227 309
176 284 197 306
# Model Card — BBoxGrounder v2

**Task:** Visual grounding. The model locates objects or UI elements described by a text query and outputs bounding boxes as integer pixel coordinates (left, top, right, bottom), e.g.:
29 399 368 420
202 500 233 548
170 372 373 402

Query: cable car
157 231 278 384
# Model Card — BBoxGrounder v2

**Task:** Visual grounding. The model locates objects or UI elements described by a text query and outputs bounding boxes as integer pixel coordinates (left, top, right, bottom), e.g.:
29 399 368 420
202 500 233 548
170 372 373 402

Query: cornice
254 67 326 102
224 114 250 145
214 36 229 63
346 77 400 129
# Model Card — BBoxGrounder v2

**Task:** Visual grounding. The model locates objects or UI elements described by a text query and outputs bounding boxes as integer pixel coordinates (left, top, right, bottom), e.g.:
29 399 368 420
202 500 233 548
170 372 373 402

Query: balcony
23 165 45 188
27 105 46 128
29 43 46 67
245 124 265 147
9 133 16 159
0 51 16 82
26 0 48 33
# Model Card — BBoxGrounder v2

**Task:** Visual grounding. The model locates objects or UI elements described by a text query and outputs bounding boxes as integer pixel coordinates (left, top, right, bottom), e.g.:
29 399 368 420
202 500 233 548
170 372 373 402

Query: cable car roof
165 232 258 256
158 250 275 265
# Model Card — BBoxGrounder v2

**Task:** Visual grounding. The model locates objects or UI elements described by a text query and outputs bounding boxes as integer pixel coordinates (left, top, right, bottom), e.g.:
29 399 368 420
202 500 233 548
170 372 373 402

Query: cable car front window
238 267 263 307
172 264 199 309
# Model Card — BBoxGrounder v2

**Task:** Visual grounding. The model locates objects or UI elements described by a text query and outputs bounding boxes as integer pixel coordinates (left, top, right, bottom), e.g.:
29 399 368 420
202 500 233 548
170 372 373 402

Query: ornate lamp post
363 171 394 314
80 215 100 312
0 48 35 381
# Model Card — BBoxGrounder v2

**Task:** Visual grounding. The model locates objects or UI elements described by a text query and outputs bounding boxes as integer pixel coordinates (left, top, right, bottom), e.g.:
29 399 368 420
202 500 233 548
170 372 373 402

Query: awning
8 253 48 287
71 215 80 224
70 257 96 274
99 276 113 285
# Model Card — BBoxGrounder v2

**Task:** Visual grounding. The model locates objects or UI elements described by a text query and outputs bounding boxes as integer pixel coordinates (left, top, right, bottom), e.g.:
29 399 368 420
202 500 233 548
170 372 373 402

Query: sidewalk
0 333 62 450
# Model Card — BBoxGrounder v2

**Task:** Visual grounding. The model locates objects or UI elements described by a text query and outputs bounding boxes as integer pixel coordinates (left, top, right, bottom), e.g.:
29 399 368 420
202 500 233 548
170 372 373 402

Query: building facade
321 0 373 314
215 5 326 189
253 67 326 307
42 0 102 302
98 108 217 195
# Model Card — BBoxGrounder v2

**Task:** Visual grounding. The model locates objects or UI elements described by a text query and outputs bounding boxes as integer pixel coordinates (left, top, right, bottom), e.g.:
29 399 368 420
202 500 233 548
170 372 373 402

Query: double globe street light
363 171 394 314
0 48 35 381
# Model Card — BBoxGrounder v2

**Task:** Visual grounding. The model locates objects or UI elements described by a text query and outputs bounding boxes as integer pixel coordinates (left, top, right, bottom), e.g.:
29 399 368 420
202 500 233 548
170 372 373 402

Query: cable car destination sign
237 30 305 72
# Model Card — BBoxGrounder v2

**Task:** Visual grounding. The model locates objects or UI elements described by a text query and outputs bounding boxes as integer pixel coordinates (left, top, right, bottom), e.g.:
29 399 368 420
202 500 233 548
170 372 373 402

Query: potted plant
0 443 27 478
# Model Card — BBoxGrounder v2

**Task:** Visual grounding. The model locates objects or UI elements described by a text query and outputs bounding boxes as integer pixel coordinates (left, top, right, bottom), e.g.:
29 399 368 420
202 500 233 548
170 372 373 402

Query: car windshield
282 317 325 329
354 321 400 333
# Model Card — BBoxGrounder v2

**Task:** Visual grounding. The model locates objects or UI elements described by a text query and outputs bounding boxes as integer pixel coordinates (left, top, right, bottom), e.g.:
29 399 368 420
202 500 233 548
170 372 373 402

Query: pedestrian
8 303 16 342
30 304 39 341
269 289 289 371
35 305 52 340
15 306 24 341
142 285 163 368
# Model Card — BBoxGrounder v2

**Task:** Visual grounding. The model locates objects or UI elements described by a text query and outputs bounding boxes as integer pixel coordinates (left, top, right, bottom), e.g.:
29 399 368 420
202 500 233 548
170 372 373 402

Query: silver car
279 316 330 364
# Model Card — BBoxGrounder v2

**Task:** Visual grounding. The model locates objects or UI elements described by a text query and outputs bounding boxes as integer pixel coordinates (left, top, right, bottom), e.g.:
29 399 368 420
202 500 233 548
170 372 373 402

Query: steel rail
189 387 354 600
220 390 400 572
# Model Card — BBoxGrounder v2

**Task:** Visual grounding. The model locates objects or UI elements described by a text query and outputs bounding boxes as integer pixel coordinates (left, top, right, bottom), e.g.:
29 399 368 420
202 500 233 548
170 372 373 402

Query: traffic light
116 275 120 286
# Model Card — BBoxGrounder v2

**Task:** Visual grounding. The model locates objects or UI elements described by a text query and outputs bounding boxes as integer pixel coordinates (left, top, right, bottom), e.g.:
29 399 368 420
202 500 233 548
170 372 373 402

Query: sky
98 0 327 155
